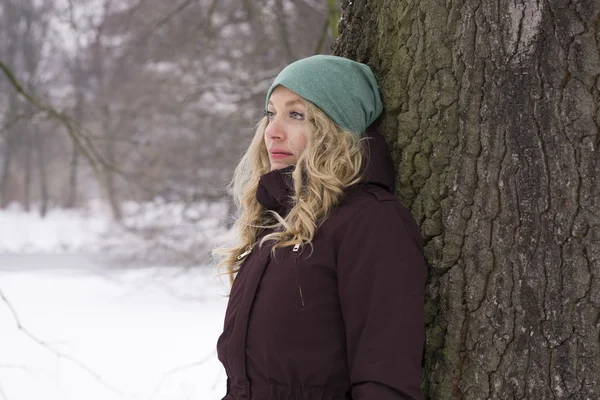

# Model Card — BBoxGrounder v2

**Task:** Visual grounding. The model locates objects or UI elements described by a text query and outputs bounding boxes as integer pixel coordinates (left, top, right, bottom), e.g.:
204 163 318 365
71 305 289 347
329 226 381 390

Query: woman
215 55 427 400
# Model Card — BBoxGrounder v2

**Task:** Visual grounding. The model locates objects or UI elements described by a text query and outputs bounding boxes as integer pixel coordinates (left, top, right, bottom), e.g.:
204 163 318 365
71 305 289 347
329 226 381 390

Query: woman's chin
270 162 292 171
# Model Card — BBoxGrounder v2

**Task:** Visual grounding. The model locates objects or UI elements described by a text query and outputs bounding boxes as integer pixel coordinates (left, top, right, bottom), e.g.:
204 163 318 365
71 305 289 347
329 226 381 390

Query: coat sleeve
337 200 427 400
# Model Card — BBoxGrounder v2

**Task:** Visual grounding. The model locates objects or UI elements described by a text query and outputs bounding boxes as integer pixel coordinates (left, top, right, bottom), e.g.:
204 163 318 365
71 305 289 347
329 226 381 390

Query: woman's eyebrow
267 99 305 107
285 99 304 107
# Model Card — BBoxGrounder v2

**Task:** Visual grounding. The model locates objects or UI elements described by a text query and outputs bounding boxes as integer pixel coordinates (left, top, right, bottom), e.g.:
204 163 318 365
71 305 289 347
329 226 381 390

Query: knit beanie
265 55 383 136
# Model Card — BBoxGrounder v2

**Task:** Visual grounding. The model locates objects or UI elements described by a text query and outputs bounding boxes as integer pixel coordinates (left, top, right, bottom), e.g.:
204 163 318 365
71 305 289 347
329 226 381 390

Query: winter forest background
0 0 340 399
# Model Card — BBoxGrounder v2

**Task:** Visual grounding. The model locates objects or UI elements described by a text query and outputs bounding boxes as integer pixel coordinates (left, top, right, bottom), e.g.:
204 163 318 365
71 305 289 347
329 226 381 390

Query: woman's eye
290 111 305 120
264 110 275 121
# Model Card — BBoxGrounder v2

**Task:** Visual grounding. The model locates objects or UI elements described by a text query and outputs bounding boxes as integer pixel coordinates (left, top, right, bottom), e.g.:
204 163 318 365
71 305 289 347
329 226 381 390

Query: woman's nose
265 117 286 141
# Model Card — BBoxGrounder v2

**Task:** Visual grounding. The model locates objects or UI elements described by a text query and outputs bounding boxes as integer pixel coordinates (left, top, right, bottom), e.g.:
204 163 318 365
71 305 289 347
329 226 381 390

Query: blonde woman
215 55 427 400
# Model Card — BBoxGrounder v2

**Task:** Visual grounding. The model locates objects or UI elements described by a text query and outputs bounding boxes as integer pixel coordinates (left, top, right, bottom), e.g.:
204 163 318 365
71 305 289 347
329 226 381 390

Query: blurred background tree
0 0 340 219
0 0 341 264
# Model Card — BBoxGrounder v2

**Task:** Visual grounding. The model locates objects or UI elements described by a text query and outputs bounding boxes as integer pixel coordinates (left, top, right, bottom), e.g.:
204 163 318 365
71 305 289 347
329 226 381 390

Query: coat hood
256 124 396 214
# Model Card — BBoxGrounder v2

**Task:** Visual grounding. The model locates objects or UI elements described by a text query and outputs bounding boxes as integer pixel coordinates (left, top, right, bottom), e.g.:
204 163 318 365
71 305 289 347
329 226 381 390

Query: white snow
0 203 108 254
0 203 231 400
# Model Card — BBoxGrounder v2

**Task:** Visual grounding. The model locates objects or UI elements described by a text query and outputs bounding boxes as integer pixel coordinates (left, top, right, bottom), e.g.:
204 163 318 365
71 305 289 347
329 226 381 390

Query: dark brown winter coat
217 126 428 400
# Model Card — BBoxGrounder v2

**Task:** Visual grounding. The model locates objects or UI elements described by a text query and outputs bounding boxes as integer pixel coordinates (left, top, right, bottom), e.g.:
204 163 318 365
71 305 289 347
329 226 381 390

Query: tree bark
334 1 600 399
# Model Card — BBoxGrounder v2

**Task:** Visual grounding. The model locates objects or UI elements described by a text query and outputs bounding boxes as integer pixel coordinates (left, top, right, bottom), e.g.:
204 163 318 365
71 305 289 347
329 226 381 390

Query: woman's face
264 86 308 171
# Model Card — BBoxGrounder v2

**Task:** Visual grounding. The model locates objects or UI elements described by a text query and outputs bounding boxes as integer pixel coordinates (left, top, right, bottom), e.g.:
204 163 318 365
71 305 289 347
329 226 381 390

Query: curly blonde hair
213 100 369 286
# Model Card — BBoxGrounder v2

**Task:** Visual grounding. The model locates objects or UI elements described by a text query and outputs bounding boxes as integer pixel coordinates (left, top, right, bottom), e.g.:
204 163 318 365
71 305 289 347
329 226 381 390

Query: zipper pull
237 246 253 260
292 243 300 252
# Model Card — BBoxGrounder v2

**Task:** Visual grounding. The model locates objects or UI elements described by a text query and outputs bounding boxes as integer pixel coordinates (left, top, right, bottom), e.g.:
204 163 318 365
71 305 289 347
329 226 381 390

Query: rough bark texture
333 1 600 399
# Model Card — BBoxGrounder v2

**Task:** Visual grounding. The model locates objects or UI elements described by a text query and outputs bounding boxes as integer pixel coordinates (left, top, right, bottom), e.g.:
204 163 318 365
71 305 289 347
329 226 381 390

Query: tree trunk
35 125 48 217
1 96 19 209
23 129 32 212
274 0 294 63
102 104 122 221
334 1 600 399
65 80 84 209
0 140 13 209
65 138 79 208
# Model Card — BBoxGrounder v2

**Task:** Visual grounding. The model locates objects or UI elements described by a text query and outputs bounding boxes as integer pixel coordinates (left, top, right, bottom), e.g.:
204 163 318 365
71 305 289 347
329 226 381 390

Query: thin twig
147 350 217 400
0 110 40 136
0 380 7 400
0 364 52 376
131 0 197 47
0 285 127 396
211 366 224 391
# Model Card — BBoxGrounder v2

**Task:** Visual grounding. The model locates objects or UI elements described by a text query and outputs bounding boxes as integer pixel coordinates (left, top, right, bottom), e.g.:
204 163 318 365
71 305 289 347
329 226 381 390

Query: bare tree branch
131 0 197 47
0 60 153 207
147 349 217 400
174 0 221 50
0 285 128 396
0 364 52 376
0 380 7 400
0 110 39 138
211 366 224 391
116 0 152 23
0 60 106 175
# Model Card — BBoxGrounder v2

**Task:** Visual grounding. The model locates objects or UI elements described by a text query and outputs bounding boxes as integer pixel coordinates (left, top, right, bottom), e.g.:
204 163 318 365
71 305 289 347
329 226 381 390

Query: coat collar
256 165 296 217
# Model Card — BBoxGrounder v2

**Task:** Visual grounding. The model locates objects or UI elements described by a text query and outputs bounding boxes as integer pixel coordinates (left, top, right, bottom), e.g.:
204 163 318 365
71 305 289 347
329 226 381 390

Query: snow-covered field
0 203 108 254
0 204 230 400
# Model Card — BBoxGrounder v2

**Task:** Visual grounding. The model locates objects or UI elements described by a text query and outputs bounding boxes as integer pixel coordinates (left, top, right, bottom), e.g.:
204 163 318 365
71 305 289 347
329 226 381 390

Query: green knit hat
265 55 383 136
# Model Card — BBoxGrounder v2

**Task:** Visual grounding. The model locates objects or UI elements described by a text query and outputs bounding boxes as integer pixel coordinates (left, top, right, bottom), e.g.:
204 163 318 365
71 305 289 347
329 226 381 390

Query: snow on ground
0 202 232 400
0 202 108 254
0 200 233 262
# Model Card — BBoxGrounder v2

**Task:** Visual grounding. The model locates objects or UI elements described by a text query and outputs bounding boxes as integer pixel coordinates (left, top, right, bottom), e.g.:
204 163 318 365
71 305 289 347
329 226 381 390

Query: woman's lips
270 153 292 159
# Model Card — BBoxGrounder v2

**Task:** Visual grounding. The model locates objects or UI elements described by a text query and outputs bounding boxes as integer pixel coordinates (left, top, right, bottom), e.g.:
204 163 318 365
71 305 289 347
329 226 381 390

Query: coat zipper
292 243 305 307
237 246 252 260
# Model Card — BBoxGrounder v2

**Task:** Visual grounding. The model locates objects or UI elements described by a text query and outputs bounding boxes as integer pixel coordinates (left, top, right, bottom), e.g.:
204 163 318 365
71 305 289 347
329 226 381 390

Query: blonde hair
213 101 369 286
